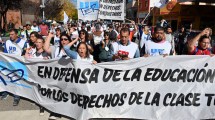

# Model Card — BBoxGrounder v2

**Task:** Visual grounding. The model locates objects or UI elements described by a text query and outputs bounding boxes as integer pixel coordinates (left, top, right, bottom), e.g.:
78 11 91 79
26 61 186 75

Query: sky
70 0 77 8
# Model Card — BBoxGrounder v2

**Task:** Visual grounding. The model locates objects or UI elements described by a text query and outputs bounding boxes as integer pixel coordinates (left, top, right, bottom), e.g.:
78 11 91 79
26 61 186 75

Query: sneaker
49 113 61 120
1 94 8 100
49 115 57 120
13 99 20 106
39 107 45 116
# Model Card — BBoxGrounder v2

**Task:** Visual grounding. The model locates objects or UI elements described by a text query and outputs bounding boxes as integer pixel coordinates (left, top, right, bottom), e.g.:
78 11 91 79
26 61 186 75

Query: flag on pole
63 11 69 24
150 0 169 8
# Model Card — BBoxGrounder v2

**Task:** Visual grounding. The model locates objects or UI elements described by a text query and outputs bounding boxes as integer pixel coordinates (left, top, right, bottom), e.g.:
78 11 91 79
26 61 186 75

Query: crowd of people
0 19 214 120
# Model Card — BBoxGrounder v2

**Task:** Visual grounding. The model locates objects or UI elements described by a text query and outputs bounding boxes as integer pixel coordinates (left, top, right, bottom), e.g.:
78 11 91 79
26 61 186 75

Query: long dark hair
79 29 89 43
76 42 90 58
59 33 71 53
29 31 40 47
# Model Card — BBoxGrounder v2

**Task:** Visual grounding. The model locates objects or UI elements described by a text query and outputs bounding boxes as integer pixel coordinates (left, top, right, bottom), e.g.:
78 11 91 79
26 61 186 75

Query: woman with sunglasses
44 32 71 59
98 32 113 62
63 37 97 64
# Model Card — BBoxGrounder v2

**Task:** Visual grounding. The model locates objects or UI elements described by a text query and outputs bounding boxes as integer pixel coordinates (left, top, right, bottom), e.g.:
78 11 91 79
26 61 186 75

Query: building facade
6 0 41 29
153 0 215 31
126 0 150 23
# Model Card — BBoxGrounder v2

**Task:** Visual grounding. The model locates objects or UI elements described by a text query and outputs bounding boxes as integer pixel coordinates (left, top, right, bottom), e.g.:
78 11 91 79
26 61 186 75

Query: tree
44 0 64 20
43 0 77 21
62 0 78 21
21 0 41 21
0 0 22 31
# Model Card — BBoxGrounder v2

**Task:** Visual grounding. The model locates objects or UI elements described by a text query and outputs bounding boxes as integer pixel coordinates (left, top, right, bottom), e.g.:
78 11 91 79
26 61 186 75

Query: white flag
63 11 69 24
150 0 169 8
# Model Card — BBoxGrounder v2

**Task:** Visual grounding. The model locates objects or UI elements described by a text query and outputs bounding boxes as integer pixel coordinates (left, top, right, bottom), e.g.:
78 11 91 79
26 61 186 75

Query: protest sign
77 0 99 21
1 53 215 120
98 0 125 20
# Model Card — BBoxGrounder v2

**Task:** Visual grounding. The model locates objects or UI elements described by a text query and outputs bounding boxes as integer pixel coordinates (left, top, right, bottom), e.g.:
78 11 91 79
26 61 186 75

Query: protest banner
77 0 99 21
150 0 169 8
98 0 125 20
1 53 215 120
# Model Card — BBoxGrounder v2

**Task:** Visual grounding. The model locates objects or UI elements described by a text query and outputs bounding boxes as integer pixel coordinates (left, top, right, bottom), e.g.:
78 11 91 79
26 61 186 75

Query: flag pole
141 7 154 25
97 0 101 21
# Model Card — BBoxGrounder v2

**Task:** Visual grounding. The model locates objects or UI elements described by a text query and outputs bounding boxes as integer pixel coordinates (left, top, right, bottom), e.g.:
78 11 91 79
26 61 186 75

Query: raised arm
188 28 210 52
43 33 54 54
64 38 79 59
66 37 79 47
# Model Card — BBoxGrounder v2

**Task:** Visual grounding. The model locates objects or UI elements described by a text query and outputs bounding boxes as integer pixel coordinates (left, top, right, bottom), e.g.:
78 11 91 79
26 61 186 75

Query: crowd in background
0 19 214 120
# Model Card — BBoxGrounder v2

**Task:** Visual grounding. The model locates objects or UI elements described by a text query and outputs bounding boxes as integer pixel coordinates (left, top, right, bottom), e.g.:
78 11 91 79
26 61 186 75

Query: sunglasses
104 34 109 36
61 38 69 41
26 24 31 26
80 33 85 35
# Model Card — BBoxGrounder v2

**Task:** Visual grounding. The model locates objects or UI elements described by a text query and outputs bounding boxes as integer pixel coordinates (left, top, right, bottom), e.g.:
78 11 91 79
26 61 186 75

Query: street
0 94 71 120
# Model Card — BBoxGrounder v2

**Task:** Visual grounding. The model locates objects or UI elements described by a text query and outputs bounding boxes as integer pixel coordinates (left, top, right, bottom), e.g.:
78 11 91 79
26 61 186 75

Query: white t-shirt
77 54 94 63
50 46 67 58
32 51 49 59
112 41 138 59
53 35 60 46
31 26 40 32
71 31 79 39
54 47 67 58
93 32 104 45
20 31 27 40
140 32 151 49
145 40 171 56
4 38 28 56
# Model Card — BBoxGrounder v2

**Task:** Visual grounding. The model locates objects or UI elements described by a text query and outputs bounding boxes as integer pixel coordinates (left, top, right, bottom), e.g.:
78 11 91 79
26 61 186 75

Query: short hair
30 31 40 38
95 23 101 31
154 27 164 32
55 27 61 31
37 35 45 43
109 24 114 29
82 22 86 26
9 29 18 34
199 35 210 43
166 26 172 29
104 31 109 37
120 28 130 35
71 23 77 27
87 26 91 31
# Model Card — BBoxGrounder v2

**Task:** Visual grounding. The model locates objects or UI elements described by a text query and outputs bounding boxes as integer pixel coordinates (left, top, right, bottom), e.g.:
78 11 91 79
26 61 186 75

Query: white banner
63 11 69 24
150 0 169 8
98 0 125 20
77 0 99 21
1 53 215 120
